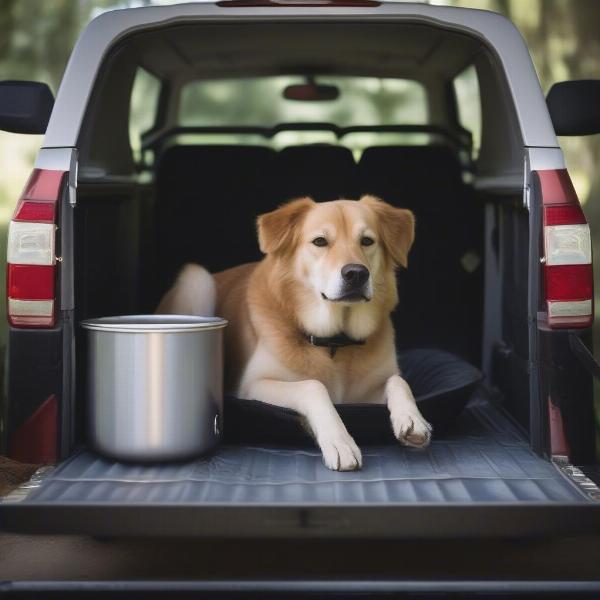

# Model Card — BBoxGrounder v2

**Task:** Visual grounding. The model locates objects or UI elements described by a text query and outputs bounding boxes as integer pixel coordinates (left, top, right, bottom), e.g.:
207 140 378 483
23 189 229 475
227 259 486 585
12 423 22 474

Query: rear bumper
3 579 600 598
4 501 600 539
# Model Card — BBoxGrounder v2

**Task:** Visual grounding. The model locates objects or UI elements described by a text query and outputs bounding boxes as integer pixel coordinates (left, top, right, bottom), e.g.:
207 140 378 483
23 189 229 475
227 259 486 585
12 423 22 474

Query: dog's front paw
318 431 363 471
391 411 432 448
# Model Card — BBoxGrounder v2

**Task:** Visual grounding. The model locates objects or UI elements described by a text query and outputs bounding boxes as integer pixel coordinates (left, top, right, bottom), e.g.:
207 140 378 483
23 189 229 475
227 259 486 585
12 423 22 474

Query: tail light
538 169 593 328
7 168 65 328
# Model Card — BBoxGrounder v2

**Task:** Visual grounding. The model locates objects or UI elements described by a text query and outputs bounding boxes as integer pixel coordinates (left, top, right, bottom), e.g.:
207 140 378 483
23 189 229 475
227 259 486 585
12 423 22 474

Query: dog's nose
341 263 369 287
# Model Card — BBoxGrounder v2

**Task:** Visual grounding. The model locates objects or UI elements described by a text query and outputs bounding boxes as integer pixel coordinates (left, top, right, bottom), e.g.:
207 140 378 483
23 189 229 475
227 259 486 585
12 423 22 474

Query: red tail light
538 169 593 328
7 168 65 328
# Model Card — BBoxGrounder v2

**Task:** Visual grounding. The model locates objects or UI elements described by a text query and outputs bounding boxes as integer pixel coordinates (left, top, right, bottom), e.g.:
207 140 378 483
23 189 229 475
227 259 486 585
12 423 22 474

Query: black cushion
224 349 483 446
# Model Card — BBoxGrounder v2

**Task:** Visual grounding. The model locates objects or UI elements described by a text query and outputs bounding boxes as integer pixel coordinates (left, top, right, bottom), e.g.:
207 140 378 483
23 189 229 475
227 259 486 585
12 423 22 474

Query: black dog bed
224 349 483 446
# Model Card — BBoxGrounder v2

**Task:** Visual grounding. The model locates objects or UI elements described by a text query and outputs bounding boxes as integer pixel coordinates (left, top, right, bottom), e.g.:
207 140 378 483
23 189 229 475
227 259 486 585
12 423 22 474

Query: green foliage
0 0 113 91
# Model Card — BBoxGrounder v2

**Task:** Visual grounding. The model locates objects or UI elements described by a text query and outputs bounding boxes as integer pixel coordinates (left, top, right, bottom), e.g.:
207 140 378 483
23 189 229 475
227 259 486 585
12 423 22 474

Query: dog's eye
361 236 375 246
312 236 328 247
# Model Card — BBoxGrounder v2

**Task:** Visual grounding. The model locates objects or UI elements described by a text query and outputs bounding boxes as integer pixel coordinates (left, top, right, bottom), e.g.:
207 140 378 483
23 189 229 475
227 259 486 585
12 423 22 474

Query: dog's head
257 195 414 336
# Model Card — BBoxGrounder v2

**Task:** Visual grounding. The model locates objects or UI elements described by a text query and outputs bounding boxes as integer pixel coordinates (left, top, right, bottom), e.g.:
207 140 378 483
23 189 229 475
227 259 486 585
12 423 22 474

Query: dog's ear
360 195 415 268
257 197 315 255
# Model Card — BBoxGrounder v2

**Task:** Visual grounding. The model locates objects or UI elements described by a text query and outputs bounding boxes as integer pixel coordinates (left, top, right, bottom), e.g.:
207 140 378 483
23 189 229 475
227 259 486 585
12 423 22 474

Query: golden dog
158 195 432 470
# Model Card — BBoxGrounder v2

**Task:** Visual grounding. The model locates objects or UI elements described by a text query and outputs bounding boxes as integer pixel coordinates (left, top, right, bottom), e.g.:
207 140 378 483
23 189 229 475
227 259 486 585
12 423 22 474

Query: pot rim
80 314 228 333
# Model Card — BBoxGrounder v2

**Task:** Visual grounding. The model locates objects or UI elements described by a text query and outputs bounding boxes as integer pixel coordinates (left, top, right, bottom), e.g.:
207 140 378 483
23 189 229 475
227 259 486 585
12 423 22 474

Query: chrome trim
553 455 600 502
526 146 566 171
1 466 55 504
34 147 76 172
80 314 228 333
68 147 78 207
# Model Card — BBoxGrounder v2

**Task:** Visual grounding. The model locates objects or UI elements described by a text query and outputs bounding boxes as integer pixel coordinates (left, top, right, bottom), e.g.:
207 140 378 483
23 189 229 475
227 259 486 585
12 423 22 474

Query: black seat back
274 145 358 202
154 145 276 298
153 142 483 363
358 145 483 362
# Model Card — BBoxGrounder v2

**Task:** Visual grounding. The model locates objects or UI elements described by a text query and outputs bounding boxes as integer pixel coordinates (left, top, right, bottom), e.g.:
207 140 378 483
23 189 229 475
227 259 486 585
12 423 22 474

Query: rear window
179 76 429 128
129 67 161 162
453 65 482 158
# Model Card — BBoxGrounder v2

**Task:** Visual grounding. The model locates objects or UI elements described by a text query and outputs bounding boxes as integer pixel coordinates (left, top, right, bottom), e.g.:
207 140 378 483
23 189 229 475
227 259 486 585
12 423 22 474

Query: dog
157 195 432 471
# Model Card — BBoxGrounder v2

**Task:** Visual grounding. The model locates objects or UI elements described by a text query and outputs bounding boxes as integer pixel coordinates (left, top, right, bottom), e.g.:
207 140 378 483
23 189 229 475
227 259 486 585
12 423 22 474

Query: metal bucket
81 315 228 462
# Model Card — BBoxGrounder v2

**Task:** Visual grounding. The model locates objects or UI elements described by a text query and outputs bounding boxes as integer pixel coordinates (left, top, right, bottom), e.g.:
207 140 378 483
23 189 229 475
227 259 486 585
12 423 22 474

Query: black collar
305 332 366 358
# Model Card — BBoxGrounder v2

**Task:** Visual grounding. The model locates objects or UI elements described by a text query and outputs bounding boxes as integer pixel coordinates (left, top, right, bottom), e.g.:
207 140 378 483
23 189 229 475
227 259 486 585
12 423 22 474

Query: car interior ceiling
132 22 482 81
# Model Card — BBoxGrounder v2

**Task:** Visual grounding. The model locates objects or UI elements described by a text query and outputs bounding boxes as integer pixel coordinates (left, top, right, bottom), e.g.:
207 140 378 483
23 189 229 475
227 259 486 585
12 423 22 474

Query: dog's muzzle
337 263 370 301
321 263 371 302
341 263 369 288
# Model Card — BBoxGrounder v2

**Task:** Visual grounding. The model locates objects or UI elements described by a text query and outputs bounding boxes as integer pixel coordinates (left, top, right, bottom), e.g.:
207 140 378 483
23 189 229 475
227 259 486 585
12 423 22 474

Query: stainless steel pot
81 315 228 462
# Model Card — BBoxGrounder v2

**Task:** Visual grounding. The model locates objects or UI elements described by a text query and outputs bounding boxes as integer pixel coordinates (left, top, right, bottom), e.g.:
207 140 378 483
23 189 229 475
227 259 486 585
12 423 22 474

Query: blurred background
0 0 599 447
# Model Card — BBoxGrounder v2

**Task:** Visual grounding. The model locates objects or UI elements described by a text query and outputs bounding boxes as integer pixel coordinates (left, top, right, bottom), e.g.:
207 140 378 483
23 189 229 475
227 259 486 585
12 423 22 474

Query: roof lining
132 21 482 84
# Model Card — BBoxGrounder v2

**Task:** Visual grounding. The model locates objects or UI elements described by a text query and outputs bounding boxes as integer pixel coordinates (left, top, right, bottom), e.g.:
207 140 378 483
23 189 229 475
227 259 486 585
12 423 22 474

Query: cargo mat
9 399 587 505
6 394 600 538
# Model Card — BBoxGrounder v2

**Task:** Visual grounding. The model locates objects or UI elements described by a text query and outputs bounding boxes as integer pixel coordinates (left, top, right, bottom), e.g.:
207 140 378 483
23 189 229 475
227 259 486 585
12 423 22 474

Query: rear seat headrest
278 144 355 163
155 144 278 276
157 144 276 179
275 144 358 202
359 145 463 185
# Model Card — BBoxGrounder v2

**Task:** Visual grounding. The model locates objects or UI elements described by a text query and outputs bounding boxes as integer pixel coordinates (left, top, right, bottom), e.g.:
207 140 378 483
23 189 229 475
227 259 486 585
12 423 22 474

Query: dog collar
305 332 366 358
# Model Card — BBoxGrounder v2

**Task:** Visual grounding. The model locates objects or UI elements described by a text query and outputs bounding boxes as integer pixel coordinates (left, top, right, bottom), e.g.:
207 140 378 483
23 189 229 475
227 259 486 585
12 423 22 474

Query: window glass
129 67 161 161
453 65 482 158
179 76 428 128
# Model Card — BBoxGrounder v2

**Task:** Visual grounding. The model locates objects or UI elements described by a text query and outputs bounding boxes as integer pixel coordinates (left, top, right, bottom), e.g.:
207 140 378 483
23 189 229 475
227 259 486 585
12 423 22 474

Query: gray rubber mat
22 398 586 505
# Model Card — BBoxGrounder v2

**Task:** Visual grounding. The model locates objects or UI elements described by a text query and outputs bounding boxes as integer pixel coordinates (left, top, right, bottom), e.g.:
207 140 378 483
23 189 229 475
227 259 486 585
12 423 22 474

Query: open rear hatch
3 12 600 543
3 392 599 538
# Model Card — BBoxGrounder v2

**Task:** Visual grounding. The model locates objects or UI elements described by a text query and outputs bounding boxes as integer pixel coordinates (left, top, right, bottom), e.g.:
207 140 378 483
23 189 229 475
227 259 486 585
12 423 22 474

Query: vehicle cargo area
5 392 598 537
11 397 589 506
4 15 600 538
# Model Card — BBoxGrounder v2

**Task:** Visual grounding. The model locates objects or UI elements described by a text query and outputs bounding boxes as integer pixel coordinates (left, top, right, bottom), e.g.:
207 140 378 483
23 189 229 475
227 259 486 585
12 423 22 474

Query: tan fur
158 195 432 471
360 195 415 269
216 259 396 404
